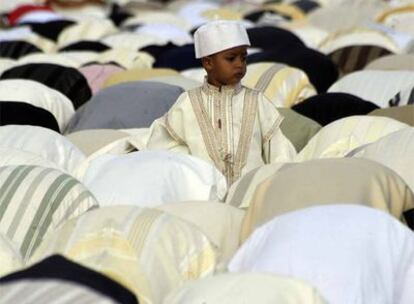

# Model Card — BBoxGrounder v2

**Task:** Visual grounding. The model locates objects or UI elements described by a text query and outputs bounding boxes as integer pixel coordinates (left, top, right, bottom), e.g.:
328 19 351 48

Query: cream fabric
18 53 81 68
66 129 130 156
60 51 100 67
101 32 167 51
225 162 287 209
180 67 206 83
243 63 317 107
134 23 193 46
318 28 400 54
96 49 154 70
122 12 191 31
0 148 60 170
164 273 327 304
102 68 178 88
0 59 16 76
145 82 297 185
307 4 387 32
194 20 250 58
230 205 414 304
297 116 409 161
177 2 219 28
0 125 86 175
377 5 414 36
328 70 414 108
281 22 329 49
157 201 244 271
364 54 414 70
57 19 117 48
143 75 202 91
30 206 217 304
0 233 22 277
240 158 414 240
352 128 414 193
81 151 227 206
0 80 75 132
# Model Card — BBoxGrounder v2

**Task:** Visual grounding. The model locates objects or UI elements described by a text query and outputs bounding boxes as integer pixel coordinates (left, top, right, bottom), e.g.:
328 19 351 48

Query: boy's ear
201 56 213 71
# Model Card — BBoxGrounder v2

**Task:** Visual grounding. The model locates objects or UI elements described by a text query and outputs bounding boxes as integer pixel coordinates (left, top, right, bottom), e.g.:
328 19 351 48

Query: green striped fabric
0 165 99 260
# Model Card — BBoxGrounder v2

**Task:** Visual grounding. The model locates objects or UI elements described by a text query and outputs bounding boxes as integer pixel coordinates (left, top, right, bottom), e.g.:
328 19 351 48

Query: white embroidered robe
146 81 296 184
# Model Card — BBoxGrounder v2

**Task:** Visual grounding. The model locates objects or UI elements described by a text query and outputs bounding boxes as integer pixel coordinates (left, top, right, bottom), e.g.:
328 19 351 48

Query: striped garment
328 45 391 76
0 165 99 260
0 280 119 304
296 115 410 161
0 40 41 60
243 62 317 107
0 233 22 277
30 206 217 304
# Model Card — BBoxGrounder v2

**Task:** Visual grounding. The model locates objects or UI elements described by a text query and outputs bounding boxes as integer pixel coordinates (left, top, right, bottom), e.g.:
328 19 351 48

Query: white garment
0 79 75 131
0 125 85 175
146 82 296 185
229 205 414 304
352 127 414 193
328 70 414 108
81 150 227 207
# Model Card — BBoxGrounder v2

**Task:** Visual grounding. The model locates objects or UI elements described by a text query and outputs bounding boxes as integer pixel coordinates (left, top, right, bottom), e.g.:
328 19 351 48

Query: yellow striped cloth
30 206 217 304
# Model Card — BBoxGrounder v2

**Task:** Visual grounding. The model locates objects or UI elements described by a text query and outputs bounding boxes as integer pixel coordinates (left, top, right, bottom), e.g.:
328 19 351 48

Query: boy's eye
226 57 235 61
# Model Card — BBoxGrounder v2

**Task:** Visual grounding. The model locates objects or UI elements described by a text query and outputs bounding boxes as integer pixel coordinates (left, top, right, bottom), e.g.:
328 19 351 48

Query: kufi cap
194 20 250 58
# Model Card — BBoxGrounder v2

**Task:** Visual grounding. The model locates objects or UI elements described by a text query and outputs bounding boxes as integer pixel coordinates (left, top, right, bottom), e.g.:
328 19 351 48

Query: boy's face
202 45 248 87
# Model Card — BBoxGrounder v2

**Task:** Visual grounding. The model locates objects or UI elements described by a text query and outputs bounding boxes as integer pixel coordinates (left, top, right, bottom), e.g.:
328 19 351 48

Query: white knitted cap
194 20 250 59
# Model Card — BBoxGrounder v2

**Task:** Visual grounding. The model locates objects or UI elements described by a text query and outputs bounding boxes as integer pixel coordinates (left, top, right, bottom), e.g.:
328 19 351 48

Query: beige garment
243 63 317 107
318 28 400 54
30 206 216 304
369 105 414 126
18 53 81 68
364 54 414 70
66 129 130 156
0 233 22 277
352 127 414 193
307 4 387 33
296 116 410 161
57 19 117 48
101 32 167 51
121 11 192 31
102 68 178 88
144 75 202 91
0 59 15 76
157 201 244 271
376 5 414 35
226 162 288 209
164 273 327 304
145 81 296 185
241 158 414 241
96 49 154 71
281 21 329 49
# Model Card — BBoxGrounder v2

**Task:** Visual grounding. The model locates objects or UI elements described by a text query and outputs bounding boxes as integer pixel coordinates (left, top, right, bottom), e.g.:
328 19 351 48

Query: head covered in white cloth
194 20 251 59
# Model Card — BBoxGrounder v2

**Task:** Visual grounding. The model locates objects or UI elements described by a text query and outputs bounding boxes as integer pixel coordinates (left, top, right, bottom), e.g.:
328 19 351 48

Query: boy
146 20 296 185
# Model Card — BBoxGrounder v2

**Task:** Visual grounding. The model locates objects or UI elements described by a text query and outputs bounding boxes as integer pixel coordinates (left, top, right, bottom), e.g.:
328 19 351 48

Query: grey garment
65 81 184 133
277 107 322 152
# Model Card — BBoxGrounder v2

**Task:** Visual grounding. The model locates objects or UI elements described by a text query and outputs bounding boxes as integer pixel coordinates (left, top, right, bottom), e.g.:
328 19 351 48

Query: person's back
146 20 296 185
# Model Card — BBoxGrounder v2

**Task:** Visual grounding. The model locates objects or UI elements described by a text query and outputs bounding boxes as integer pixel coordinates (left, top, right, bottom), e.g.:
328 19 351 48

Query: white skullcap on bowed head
194 20 251 59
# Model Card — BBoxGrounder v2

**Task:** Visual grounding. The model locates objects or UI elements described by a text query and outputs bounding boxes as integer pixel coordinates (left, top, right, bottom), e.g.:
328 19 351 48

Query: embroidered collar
201 77 243 95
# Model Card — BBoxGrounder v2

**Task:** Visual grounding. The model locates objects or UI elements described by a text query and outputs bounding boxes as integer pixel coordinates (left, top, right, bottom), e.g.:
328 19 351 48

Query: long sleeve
257 93 297 163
